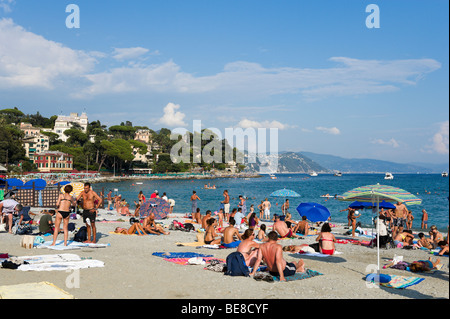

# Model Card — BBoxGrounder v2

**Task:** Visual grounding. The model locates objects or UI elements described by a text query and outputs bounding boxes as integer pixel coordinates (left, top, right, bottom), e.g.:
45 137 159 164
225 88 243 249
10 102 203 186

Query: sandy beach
0 207 448 301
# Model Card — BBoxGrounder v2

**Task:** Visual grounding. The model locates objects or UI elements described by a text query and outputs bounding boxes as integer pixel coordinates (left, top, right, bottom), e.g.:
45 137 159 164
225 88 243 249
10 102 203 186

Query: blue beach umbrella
296 202 331 223
348 201 366 209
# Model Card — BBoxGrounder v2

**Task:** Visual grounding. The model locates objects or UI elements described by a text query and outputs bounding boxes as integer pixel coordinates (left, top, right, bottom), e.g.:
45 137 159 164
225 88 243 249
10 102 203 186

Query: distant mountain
243 152 329 174
300 152 448 174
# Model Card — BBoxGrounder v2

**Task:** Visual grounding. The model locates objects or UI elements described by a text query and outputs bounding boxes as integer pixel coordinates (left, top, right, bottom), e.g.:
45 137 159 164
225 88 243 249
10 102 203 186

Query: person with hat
150 190 159 199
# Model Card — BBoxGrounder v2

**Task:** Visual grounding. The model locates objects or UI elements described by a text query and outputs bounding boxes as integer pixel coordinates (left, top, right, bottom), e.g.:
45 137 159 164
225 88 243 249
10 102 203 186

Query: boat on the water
384 172 394 180
310 171 318 177
334 172 342 177
442 172 448 177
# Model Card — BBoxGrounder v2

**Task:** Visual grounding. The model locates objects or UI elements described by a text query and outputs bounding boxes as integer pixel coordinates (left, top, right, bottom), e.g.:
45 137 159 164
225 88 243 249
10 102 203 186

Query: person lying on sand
114 223 147 236
250 231 306 282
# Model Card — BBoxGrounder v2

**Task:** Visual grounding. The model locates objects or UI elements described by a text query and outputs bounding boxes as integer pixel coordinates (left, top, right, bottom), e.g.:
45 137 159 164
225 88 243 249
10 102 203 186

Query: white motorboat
334 172 342 177
384 172 394 180
310 171 318 177
442 172 448 177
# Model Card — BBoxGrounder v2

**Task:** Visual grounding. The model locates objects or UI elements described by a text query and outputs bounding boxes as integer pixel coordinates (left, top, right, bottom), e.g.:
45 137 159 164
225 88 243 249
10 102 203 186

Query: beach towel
163 257 225 266
176 241 205 247
36 240 110 250
10 253 81 264
0 282 74 299
379 275 425 289
152 252 213 259
297 251 343 258
17 259 105 272
271 269 323 282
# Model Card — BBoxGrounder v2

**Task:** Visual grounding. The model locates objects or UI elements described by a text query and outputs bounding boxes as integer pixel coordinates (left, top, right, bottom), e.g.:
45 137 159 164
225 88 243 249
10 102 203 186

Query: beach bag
74 226 87 242
183 223 195 232
224 252 249 277
170 220 184 231
0 223 6 232
20 235 35 249
16 224 32 235
68 222 76 232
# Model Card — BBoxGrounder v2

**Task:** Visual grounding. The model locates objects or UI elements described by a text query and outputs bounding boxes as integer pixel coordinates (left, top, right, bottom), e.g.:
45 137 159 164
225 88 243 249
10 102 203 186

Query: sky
0 0 448 164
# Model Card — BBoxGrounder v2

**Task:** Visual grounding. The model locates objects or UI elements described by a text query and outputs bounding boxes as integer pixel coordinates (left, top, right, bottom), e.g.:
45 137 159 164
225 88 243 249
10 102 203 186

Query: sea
94 173 449 232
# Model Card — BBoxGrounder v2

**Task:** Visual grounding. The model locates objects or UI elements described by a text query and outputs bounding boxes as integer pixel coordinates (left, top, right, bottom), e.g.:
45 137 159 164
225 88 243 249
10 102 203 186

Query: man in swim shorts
221 190 230 221
221 219 242 247
249 231 305 281
273 214 300 239
262 198 271 220
77 182 102 243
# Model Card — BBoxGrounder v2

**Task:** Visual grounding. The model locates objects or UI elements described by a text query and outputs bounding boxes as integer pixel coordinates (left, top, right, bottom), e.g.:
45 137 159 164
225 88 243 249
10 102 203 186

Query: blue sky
0 0 448 164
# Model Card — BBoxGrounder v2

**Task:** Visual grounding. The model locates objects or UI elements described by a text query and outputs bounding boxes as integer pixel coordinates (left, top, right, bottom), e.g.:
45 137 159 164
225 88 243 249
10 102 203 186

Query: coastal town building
31 151 74 173
19 123 50 159
53 112 88 142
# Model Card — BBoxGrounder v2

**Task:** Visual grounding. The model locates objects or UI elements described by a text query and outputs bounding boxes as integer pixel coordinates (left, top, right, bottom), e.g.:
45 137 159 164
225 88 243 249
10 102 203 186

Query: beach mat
152 252 213 259
0 281 74 299
380 275 425 289
17 259 104 272
36 240 110 250
273 269 323 282
163 257 225 265
297 251 343 258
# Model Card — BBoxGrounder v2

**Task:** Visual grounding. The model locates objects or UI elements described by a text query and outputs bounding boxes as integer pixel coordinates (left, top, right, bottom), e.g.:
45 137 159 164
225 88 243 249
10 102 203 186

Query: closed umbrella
339 183 422 278
139 198 170 220
296 202 331 223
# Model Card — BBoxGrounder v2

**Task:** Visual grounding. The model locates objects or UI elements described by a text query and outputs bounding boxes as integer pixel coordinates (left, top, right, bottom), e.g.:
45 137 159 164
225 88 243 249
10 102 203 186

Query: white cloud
430 121 449 154
158 103 187 127
237 119 294 130
0 18 96 89
371 138 400 148
316 126 341 135
0 0 14 13
112 47 150 61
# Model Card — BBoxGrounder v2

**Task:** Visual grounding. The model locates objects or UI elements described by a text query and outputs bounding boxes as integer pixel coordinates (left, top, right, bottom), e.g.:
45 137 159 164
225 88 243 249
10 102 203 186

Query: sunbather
204 218 222 245
409 257 441 272
143 213 170 235
237 229 260 267
114 223 147 236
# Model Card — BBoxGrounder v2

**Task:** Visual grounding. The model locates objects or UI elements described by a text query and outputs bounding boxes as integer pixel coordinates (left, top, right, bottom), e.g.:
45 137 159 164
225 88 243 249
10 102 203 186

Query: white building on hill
53 112 88 142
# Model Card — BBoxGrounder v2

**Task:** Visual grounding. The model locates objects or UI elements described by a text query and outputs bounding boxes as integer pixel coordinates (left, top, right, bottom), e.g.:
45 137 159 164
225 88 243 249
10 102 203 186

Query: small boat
310 171 318 177
334 172 342 177
384 172 394 180
442 172 448 177
269 174 277 180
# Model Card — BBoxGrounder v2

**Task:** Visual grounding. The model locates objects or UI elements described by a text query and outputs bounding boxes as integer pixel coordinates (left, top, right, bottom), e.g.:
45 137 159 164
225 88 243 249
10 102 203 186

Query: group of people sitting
393 224 449 255
113 212 170 236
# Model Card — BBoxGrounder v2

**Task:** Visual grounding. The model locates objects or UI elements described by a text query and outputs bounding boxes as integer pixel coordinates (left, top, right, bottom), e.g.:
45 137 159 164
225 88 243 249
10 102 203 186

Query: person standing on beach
281 199 289 216
421 209 428 229
191 191 200 220
51 185 76 246
262 198 271 220
238 195 247 216
106 190 113 211
249 231 306 282
406 210 414 230
77 182 102 243
221 190 230 222
394 201 408 236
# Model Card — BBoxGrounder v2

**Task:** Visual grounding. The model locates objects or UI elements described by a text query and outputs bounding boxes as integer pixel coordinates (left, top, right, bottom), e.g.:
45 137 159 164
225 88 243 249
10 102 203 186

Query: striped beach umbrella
139 198 170 220
60 182 85 197
339 184 422 206
339 183 421 278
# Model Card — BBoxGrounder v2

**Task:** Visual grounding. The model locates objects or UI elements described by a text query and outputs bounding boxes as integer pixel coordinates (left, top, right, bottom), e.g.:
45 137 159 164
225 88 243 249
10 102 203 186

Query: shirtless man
273 214 300 238
76 182 102 243
262 198 271 220
281 199 289 215
294 216 310 235
421 209 428 230
394 201 408 235
201 210 213 230
249 231 305 282
221 190 230 222
429 225 444 248
143 212 170 235
221 219 242 248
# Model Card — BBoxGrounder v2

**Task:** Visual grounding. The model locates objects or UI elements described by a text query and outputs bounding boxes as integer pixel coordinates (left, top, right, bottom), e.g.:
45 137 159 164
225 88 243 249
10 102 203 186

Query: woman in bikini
257 224 268 242
315 223 336 255
51 185 76 247
237 229 260 267
204 218 222 245
248 213 259 231
114 222 147 236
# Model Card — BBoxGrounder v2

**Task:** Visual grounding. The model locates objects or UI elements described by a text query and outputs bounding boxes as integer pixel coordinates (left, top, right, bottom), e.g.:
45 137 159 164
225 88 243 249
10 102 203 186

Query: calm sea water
94 173 449 232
